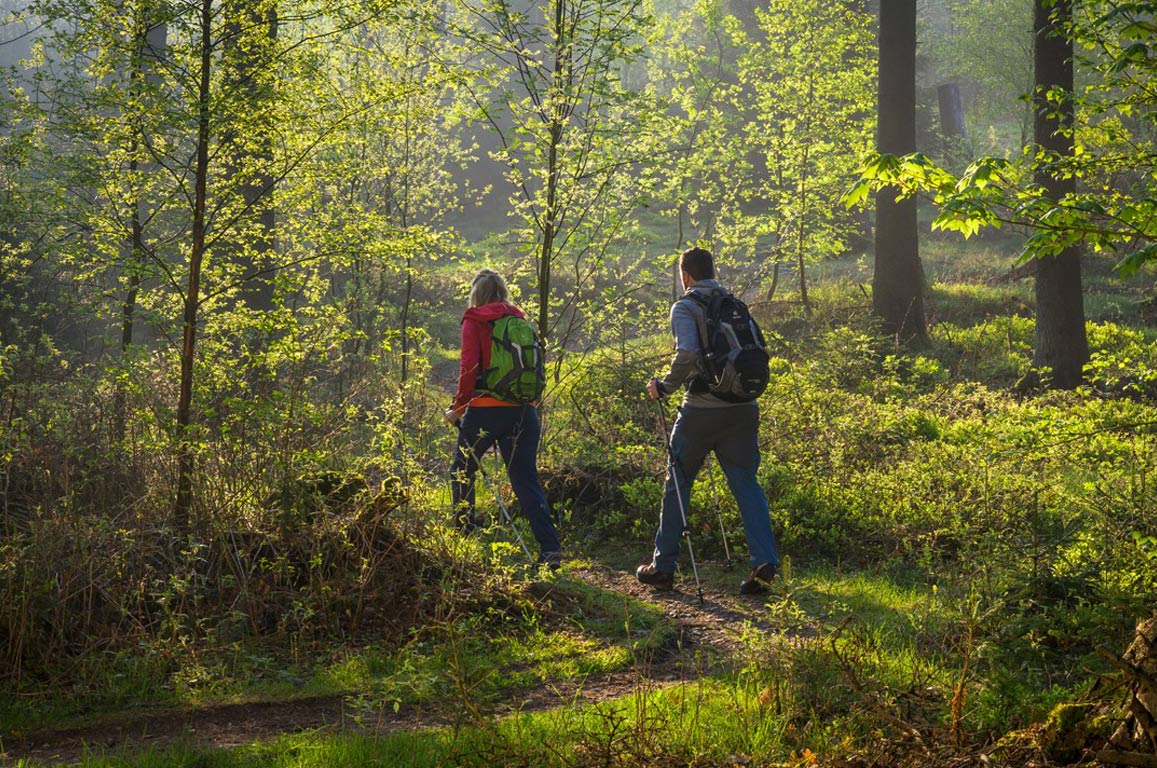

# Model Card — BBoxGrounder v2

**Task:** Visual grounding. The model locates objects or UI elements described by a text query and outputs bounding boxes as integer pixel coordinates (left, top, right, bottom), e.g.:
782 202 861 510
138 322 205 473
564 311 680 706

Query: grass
0 552 678 739
30 682 797 768
7 685 813 767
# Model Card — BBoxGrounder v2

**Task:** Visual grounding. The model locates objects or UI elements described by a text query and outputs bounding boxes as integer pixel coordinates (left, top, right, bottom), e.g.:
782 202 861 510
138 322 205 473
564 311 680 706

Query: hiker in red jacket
444 269 562 569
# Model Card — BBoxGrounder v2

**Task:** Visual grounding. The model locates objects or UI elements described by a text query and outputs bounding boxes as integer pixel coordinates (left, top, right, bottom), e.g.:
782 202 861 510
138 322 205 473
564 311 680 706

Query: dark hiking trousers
451 404 561 557
653 404 779 573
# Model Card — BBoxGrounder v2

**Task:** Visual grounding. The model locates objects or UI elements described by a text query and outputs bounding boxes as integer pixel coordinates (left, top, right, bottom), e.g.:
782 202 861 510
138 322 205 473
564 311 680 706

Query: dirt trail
569 563 809 655
2 564 801 766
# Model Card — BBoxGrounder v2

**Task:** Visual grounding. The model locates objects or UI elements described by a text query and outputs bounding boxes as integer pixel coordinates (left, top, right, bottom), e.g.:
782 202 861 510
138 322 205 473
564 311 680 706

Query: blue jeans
451 405 561 556
652 404 779 573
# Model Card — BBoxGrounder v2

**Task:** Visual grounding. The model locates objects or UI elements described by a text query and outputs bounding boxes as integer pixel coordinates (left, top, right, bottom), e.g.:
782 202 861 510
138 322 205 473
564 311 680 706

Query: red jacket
452 301 527 412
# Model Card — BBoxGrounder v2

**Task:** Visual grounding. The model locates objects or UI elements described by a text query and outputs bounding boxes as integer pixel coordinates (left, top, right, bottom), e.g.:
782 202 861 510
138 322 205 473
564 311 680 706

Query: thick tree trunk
873 0 927 344
937 83 966 137
1031 0 1088 388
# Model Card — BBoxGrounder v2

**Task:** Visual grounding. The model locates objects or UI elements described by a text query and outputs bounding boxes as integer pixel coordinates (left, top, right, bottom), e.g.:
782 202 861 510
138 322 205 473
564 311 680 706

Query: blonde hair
469 269 509 308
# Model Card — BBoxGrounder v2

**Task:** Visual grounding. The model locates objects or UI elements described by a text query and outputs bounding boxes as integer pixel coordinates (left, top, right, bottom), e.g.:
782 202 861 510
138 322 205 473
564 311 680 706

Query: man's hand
444 407 464 427
646 378 666 400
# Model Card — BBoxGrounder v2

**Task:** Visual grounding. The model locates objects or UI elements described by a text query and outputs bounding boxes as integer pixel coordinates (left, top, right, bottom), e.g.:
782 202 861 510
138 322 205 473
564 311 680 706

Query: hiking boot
636 563 675 589
538 551 563 571
739 562 777 595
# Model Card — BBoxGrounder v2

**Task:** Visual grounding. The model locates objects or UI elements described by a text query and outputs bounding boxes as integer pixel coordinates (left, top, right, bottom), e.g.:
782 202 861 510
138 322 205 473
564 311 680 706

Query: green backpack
480 315 546 404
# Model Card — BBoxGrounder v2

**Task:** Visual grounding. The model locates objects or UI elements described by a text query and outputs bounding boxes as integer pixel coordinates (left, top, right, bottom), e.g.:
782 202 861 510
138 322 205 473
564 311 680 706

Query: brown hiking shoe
636 563 675 589
739 562 777 595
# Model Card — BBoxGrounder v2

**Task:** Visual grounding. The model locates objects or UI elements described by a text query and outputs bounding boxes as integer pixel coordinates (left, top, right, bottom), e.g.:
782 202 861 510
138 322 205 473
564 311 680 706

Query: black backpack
686 290 770 402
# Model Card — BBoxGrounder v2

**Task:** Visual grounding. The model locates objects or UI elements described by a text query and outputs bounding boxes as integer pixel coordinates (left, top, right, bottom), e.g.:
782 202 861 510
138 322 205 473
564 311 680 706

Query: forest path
2 563 805 767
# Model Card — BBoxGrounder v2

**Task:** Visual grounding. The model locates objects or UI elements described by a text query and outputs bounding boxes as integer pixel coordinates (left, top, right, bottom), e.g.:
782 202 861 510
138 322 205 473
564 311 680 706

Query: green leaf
1109 42 1150 73
842 178 872 209
1114 243 1157 278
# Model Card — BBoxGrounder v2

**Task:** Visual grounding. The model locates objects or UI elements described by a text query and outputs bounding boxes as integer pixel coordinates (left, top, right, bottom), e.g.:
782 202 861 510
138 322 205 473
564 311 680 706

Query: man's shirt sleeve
658 299 701 393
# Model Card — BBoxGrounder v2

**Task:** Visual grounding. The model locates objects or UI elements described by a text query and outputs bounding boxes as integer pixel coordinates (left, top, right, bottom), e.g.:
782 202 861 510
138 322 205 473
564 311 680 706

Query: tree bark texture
873 0 927 343
117 15 167 443
537 0 568 344
1031 0 1088 388
937 83 966 137
1106 613 1157 756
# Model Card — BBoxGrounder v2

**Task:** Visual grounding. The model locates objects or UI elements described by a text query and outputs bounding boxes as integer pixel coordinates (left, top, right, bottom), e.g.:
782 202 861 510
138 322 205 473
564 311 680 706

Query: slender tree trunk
401 257 412 383
537 0 570 343
400 60 415 385
1031 0 1087 388
174 0 214 534
796 74 815 315
116 15 166 443
540 130 559 341
796 187 809 313
873 0 927 343
116 153 144 444
766 250 781 301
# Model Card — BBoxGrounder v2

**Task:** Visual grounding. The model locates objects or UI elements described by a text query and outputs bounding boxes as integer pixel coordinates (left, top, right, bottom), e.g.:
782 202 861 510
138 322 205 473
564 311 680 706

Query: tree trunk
1031 0 1088 388
174 0 214 535
116 154 143 444
116 16 166 444
401 258 413 383
797 73 814 315
537 0 569 344
937 83 966 137
223 0 277 313
873 0 927 344
1099 612 1157 761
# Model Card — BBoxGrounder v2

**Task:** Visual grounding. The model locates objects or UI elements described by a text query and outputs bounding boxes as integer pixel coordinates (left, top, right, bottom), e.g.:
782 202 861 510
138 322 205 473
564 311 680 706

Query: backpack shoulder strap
681 288 727 358
680 291 710 350
706 289 729 321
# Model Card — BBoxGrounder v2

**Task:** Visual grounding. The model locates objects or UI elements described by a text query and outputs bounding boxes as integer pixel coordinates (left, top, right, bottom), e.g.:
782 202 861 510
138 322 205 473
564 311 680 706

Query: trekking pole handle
647 377 669 400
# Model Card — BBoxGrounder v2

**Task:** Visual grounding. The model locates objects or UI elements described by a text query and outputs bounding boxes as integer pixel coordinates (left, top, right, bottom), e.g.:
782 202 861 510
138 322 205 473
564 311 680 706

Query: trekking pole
655 398 704 605
455 423 535 566
475 448 535 566
707 456 733 568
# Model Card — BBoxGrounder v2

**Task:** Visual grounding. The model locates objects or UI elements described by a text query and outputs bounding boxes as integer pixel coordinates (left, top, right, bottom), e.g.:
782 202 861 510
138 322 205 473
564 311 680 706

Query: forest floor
2 563 809 767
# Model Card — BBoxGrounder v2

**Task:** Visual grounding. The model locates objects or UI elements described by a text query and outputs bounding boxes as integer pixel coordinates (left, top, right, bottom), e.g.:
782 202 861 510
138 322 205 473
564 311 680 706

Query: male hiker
637 246 781 595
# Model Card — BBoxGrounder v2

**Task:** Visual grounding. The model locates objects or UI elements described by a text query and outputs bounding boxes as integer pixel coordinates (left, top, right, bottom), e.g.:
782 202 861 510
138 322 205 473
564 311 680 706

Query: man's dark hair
679 247 715 281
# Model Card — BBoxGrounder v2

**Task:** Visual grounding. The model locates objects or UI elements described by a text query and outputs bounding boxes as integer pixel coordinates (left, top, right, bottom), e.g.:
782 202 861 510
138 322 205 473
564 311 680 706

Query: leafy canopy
845 0 1157 278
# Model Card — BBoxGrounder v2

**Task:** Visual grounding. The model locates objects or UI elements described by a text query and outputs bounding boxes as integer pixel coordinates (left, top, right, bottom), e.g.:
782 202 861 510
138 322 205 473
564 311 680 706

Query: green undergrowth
320 569 674 716
16 565 1025 767
0 553 676 737
537 270 1157 750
